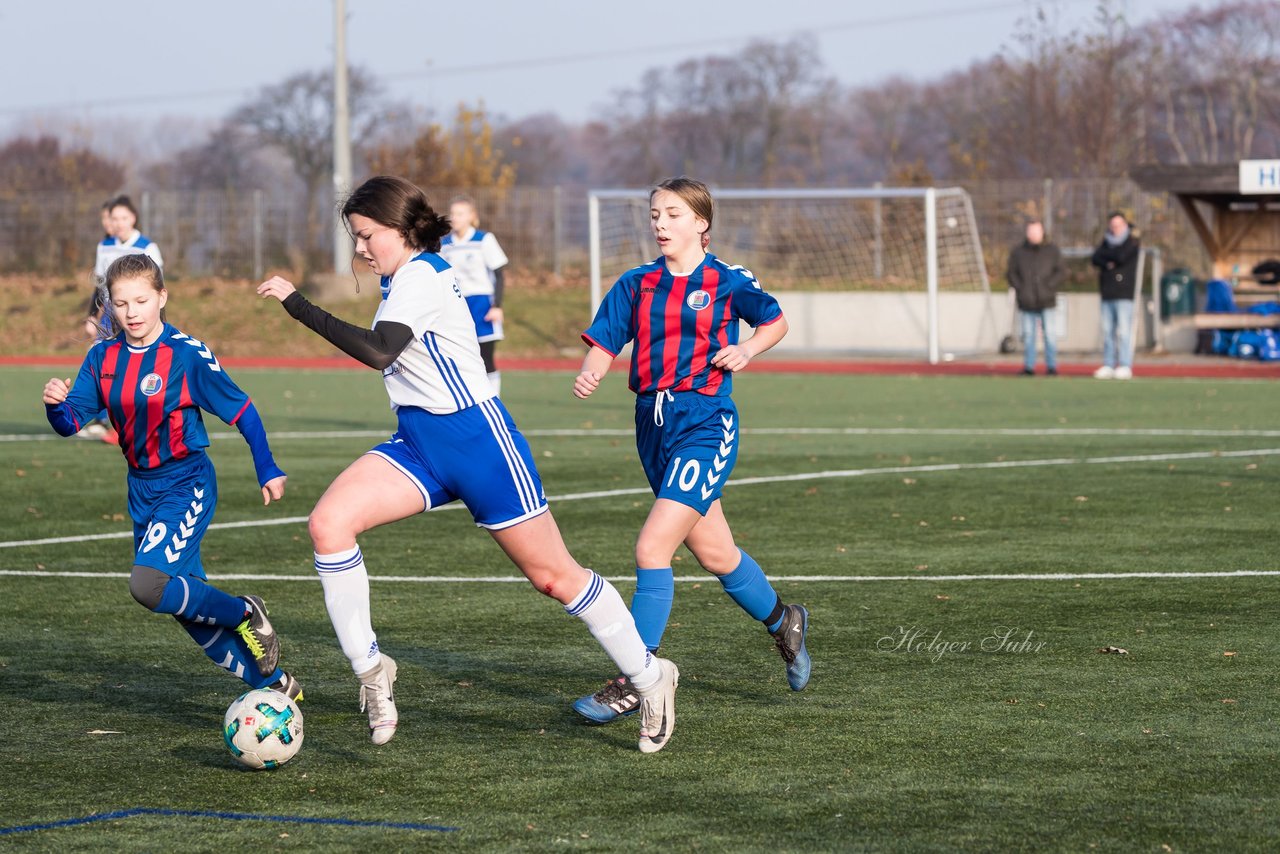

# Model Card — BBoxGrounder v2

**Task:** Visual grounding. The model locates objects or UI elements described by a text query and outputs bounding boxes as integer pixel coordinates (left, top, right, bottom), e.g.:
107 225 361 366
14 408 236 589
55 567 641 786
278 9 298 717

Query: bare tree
1146 2 1280 164
0 135 124 271
232 67 388 266
145 124 281 191
602 36 835 186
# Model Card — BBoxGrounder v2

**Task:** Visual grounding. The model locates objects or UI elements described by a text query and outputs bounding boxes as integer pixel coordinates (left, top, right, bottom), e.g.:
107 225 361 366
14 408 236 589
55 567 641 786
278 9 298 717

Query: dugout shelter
1130 161 1280 333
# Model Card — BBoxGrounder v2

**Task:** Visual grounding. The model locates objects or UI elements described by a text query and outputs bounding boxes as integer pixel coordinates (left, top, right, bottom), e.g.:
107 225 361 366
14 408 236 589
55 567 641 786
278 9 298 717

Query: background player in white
78 196 163 443
88 196 164 340
257 176 678 753
440 195 509 394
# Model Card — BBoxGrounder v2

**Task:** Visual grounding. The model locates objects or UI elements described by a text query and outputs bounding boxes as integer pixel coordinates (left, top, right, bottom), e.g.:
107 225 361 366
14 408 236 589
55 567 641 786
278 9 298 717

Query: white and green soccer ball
223 688 303 770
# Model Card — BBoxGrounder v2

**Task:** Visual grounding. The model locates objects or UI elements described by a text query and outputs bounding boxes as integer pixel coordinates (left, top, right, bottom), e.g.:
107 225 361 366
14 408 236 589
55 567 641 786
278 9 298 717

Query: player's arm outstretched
257 276 413 370
232 403 288 506
178 336 288 506
43 356 103 436
711 314 789 373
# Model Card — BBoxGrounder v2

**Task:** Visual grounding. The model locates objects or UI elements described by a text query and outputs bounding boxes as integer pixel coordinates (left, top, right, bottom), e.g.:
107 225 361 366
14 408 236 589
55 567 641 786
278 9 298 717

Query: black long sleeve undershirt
491 267 505 308
281 291 413 370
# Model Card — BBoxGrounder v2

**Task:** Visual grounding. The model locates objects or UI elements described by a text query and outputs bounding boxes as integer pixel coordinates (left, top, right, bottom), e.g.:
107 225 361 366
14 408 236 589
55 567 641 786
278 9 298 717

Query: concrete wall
762 291 1196 357
769 291 1005 356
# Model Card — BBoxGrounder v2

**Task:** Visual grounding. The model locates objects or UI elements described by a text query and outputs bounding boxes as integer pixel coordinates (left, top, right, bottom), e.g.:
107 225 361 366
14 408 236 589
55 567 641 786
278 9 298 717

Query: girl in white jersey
257 176 678 753
87 196 164 340
440 195 509 394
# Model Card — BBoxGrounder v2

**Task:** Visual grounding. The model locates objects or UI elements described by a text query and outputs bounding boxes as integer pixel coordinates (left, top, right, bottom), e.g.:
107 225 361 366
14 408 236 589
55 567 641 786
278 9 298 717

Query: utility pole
332 0 353 273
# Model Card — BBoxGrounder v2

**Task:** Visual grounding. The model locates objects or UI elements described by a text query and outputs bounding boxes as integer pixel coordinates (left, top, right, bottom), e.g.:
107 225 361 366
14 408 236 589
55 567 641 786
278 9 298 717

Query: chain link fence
0 179 1210 283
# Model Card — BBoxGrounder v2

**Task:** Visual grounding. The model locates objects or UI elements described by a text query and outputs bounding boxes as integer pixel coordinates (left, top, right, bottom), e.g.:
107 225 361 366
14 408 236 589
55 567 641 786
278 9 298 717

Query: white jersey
439 228 508 297
374 252 496 414
94 230 163 283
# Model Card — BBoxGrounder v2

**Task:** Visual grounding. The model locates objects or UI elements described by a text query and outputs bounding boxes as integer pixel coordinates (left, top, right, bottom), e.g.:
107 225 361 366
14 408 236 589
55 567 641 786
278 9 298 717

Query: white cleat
637 657 678 754
1113 366 1133 380
1093 365 1115 379
359 655 398 745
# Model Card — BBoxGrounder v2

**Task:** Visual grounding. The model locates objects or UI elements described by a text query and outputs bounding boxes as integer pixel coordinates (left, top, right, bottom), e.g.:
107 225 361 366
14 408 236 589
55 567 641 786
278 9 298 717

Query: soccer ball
223 688 303 770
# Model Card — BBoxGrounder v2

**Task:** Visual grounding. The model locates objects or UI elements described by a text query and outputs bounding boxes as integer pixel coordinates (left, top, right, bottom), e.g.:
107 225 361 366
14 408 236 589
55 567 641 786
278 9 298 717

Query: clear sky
0 0 1211 130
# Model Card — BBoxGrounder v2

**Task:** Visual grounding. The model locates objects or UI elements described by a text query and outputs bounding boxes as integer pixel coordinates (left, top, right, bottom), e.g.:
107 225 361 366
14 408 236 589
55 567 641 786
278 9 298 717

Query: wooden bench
1194 313 1280 329
1194 285 1280 328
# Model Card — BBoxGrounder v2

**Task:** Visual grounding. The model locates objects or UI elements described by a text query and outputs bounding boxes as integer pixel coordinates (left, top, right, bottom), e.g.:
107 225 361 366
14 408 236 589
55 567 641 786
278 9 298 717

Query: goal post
588 187 994 363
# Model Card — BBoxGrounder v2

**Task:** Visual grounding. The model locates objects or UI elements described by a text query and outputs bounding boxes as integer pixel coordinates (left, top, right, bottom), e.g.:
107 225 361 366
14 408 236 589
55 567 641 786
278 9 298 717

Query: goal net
588 188 996 362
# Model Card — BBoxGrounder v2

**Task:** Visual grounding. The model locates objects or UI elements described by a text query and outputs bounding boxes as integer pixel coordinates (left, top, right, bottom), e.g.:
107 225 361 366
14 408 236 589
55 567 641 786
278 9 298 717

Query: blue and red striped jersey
583 253 783 396
49 324 257 471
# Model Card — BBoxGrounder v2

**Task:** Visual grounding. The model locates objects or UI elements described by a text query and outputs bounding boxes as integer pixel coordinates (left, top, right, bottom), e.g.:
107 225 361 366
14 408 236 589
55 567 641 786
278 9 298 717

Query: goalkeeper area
589 187 997 362
2 365 1277 849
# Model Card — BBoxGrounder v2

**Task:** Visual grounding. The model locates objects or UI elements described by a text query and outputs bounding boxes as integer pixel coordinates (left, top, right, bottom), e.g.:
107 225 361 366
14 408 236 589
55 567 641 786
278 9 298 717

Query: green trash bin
1160 269 1197 319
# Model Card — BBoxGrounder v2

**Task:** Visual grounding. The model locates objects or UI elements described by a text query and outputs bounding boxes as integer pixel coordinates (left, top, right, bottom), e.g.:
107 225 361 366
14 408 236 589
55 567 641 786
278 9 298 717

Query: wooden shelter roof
1130 163 1280 203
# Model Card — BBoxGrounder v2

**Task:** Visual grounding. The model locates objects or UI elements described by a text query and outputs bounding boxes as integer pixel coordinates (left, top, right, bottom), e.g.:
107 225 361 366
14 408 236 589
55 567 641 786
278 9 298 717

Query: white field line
10 426 1280 443
4 446 1280 551
2 570 1279 583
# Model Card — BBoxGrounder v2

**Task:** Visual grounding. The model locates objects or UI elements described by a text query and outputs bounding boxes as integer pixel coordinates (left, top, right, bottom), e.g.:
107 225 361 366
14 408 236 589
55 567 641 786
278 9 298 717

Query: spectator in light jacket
1090 211 1141 379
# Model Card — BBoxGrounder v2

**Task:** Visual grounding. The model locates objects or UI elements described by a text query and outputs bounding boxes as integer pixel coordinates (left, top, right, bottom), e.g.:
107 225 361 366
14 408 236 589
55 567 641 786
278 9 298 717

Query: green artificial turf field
1 366 1277 851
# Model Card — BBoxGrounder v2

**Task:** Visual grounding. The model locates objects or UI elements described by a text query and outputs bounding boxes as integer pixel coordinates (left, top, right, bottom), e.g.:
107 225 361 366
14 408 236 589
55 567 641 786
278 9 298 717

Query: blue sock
630 567 674 651
155 575 248 626
719 549 786 632
180 620 279 689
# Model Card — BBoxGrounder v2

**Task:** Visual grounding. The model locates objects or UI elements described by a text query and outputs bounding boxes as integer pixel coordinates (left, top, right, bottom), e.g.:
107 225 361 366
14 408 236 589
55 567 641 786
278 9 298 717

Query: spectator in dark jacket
1090 211 1141 379
1007 219 1064 375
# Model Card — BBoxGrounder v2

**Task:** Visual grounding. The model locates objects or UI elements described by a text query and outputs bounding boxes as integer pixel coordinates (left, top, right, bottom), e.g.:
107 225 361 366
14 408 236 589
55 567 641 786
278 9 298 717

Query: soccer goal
588 187 996 363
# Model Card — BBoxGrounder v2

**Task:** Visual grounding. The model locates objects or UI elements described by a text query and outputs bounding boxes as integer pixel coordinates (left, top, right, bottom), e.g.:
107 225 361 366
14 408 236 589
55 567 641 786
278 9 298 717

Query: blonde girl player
439 195 508 394
43 254 298 704
571 176 811 723
257 176 679 753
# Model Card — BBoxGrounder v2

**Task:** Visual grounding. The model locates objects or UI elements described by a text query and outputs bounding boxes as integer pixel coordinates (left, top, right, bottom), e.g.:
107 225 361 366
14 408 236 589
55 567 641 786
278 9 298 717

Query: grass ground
0 272 592 360
1 367 1278 851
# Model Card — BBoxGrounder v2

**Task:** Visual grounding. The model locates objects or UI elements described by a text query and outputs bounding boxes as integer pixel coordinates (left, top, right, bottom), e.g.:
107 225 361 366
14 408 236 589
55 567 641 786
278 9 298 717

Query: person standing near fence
1090 211 1140 380
1006 218 1064 376
439 196 509 395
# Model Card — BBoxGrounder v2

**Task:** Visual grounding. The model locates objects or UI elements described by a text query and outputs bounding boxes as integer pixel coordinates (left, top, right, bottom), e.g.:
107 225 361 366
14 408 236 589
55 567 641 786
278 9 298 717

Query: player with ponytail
258 176 680 753
571 176 811 724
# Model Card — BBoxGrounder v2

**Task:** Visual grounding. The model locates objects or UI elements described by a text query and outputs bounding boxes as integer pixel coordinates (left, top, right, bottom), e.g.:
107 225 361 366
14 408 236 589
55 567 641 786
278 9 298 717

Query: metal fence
0 179 1210 283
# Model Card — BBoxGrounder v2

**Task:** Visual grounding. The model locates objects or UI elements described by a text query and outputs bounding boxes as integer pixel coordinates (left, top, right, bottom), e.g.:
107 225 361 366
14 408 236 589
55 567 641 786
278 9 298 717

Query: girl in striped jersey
43 254 298 708
257 176 678 753
571 176 811 724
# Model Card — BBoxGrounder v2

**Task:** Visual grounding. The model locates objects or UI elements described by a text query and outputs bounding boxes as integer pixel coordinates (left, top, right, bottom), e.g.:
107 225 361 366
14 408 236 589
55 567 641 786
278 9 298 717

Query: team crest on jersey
139 373 164 396
686 290 711 310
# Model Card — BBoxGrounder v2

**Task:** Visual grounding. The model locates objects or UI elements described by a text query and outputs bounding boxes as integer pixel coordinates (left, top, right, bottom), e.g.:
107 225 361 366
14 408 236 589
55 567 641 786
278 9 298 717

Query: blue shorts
369 398 547 530
634 391 739 516
465 294 503 343
126 452 218 578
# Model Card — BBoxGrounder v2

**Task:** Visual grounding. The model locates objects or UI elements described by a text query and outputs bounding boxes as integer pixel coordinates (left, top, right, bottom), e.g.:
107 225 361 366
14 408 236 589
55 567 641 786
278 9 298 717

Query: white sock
488 371 501 396
315 546 382 676
565 571 660 692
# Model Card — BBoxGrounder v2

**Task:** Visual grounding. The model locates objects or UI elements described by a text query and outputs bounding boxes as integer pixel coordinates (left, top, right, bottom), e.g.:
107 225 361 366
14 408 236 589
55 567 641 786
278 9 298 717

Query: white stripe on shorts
479 399 539 515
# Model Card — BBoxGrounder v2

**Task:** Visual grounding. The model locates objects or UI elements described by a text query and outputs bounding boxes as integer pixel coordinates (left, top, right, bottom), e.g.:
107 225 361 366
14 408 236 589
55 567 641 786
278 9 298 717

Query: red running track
6 354 1280 379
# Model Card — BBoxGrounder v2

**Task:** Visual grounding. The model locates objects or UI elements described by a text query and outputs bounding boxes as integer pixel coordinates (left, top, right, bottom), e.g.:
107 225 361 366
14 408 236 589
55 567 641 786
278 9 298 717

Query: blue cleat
772 604 811 691
572 675 642 724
